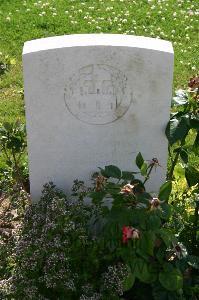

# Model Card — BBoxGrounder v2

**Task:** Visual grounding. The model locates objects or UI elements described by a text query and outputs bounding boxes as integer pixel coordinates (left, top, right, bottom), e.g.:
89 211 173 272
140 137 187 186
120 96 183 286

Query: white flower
171 242 187 259
149 197 163 210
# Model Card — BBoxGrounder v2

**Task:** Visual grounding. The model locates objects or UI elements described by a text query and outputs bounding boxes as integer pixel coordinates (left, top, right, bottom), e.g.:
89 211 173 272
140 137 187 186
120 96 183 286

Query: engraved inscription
64 64 132 125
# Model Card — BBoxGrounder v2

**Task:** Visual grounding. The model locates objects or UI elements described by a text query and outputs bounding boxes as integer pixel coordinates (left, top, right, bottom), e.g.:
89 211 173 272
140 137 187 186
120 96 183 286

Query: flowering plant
1 155 198 299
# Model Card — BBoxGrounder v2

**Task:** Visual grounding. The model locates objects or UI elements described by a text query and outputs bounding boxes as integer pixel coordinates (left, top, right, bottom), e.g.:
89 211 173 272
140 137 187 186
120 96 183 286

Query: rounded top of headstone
23 34 173 55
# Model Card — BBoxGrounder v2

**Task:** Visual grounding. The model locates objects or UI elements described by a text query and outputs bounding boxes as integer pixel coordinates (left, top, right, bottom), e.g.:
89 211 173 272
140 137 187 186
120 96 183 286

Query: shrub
1 157 198 299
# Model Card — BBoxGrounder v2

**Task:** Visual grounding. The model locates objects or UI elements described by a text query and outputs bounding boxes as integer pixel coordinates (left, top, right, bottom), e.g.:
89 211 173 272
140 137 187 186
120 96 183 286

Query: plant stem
11 149 26 192
167 149 181 180
143 165 154 185
168 146 174 165
167 137 186 180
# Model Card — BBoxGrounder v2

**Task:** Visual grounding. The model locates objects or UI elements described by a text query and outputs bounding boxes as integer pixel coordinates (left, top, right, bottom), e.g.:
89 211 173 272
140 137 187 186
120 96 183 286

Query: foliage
0 188 29 300
0 120 29 193
166 77 199 183
0 157 198 299
166 77 199 260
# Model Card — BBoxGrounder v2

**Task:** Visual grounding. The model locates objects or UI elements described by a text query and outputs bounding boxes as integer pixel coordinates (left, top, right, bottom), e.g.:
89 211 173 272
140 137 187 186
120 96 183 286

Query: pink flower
122 226 140 243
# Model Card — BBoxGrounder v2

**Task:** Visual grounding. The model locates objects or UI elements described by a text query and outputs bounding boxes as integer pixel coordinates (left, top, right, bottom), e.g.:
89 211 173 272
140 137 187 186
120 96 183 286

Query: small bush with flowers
1 154 198 300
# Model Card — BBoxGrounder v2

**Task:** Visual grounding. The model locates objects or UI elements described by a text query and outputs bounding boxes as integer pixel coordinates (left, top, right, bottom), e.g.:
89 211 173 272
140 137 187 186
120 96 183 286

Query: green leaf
190 116 199 130
6 160 13 167
103 165 121 179
166 116 189 145
3 122 12 132
160 203 171 220
10 58 16 65
158 228 174 247
89 191 106 205
121 171 135 181
139 231 155 256
136 192 152 205
131 258 156 283
141 162 148 176
152 282 180 300
7 136 23 152
187 255 199 270
185 166 199 187
159 269 183 291
123 266 135 291
158 181 172 201
194 131 199 148
136 152 144 169
180 148 188 164
146 215 161 231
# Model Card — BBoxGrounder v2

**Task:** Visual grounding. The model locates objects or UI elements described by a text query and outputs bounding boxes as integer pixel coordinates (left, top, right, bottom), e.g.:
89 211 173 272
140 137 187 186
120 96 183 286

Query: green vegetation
0 161 198 299
0 1 198 298
0 0 198 122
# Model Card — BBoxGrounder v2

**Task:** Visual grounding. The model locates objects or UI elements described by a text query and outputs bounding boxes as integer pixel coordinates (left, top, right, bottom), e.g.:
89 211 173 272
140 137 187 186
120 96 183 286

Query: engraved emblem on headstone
64 64 132 124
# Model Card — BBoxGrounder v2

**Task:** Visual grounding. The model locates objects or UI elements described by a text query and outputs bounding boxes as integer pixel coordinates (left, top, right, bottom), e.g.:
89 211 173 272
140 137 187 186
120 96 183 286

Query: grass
0 0 198 123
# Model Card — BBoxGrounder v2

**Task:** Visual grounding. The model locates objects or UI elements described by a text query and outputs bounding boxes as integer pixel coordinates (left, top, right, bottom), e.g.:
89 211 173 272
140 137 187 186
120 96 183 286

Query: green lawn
0 0 198 124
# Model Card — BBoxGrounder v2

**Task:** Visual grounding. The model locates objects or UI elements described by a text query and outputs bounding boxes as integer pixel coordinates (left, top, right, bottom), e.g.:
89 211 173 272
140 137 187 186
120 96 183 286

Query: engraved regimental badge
64 64 132 125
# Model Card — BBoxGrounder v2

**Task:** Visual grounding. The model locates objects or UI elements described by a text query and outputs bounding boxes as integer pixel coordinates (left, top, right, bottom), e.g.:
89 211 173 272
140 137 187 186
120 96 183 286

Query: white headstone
23 34 174 201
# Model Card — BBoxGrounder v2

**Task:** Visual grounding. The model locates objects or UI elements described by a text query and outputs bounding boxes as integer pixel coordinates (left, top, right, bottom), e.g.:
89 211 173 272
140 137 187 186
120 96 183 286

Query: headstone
23 34 174 201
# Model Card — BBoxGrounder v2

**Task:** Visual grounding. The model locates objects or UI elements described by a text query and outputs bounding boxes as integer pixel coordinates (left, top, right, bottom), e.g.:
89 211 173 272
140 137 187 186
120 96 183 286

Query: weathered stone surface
23 34 174 201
